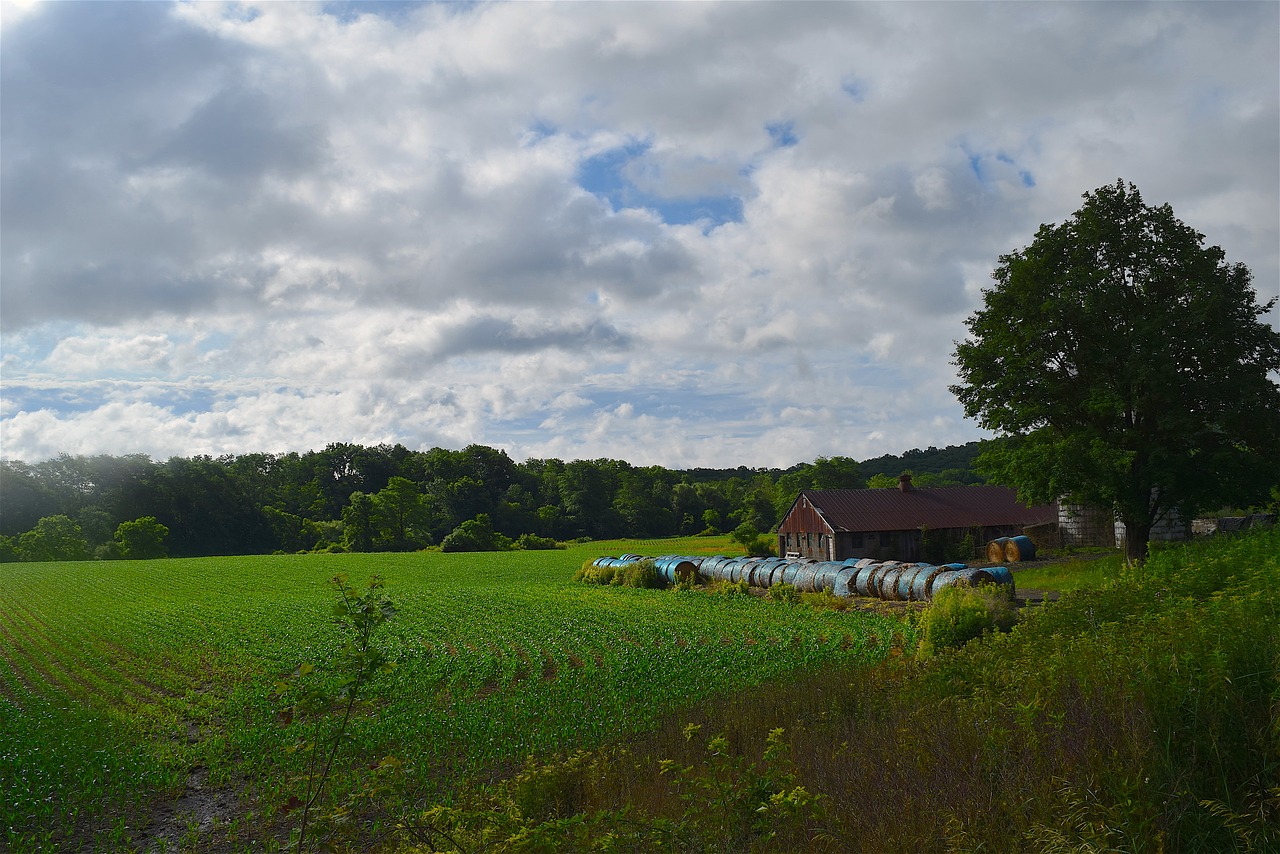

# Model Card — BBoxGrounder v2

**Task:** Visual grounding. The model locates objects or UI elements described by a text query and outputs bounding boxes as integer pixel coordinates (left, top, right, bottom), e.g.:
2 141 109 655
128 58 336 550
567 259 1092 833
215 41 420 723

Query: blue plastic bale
789 564 817 592
1005 535 1037 562
896 565 932 601
854 564 879 597
984 566 1016 597
831 566 858 598
929 569 967 597
909 566 945 601
875 564 905 600
870 562 901 598
811 562 845 593
706 556 736 581
655 557 697 583
931 567 1000 599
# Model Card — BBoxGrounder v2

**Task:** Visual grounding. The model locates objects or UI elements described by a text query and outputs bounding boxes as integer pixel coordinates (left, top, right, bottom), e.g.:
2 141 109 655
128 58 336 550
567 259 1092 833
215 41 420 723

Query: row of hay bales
591 554 1014 602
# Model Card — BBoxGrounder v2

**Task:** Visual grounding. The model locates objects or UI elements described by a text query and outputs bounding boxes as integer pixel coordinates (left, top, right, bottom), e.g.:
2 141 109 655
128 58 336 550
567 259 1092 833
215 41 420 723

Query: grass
0 538 905 851
576 534 746 556
397 527 1280 853
1010 550 1123 592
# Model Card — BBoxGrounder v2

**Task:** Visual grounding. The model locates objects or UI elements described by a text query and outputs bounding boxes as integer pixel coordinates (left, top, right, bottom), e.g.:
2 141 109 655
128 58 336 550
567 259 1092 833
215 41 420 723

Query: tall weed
399 527 1279 853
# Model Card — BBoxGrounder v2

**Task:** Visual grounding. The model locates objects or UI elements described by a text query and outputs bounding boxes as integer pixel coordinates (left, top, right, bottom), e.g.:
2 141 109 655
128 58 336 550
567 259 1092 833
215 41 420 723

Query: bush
403 527 1280 853
731 521 777 557
612 559 664 589
714 579 752 597
114 516 169 560
440 514 512 553
767 582 801 605
18 515 90 562
575 559 663 588
918 582 1018 655
515 533 561 550
574 559 616 585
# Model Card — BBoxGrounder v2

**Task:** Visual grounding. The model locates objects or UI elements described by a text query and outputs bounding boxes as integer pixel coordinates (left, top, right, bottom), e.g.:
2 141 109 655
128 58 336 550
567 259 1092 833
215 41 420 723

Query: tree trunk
1122 517 1152 564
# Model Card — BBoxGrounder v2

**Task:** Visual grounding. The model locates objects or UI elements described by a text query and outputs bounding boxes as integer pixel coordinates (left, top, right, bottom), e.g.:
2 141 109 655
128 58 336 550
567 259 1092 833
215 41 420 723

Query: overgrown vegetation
917 581 1018 656
4 529 1274 851
388 527 1278 852
574 557 665 589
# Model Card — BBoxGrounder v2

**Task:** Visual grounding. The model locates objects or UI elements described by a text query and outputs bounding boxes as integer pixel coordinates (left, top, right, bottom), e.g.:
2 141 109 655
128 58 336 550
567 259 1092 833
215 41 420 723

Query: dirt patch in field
140 766 241 852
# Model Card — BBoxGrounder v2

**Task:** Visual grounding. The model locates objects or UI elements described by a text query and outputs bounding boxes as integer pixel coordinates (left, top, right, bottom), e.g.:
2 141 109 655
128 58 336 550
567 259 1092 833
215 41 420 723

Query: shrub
575 559 663 588
767 582 801 605
18 515 89 562
731 522 777 557
114 516 170 560
918 582 1018 655
574 559 616 585
511 750 595 822
611 559 664 589
714 579 752 597
515 533 561 550
440 514 512 553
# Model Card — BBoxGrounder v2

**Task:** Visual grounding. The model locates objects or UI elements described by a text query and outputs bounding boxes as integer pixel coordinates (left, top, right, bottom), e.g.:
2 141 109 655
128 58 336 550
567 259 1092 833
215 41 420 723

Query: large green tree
952 180 1280 561
372 477 432 551
114 516 170 560
17 515 89 562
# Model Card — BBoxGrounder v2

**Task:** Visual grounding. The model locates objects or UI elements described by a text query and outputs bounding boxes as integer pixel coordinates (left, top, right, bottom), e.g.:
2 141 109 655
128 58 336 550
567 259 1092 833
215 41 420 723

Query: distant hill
674 442 990 486
858 441 987 483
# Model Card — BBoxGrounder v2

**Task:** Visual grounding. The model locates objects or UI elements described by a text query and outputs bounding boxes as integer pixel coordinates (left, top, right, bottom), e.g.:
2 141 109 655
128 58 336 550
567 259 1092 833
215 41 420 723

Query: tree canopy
0 442 992 560
114 516 169 560
952 180 1280 560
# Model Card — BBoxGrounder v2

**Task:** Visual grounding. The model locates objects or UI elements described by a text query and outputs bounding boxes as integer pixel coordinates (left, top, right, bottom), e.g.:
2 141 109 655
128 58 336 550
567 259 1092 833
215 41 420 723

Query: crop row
1 546 909 847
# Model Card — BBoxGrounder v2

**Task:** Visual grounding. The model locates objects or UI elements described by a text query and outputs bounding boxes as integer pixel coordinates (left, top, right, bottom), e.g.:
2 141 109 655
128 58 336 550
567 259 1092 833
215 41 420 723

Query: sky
2 1 1277 469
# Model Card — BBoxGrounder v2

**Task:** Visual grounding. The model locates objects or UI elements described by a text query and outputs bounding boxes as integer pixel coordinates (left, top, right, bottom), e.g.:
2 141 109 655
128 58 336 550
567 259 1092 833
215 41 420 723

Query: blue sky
1 1 1276 467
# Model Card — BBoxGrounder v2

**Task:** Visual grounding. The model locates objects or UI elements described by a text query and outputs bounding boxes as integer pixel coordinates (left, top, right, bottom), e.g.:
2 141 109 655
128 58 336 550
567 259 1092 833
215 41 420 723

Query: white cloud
2 1 1276 467
46 333 175 375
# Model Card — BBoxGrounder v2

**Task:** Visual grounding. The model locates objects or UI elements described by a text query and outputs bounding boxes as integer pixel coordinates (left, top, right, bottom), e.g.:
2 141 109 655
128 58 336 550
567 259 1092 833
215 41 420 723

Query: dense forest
0 442 984 560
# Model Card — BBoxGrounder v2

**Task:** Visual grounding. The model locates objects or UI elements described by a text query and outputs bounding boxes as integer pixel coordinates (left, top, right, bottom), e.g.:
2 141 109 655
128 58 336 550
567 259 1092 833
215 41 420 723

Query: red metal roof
777 486 1057 534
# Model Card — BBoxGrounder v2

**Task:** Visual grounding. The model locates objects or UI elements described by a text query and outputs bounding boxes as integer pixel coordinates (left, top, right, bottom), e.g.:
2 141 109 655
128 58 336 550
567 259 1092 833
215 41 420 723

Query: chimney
898 473 913 493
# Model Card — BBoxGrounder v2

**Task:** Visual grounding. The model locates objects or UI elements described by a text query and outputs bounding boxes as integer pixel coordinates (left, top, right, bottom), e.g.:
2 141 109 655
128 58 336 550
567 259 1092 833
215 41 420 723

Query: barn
776 474 1057 563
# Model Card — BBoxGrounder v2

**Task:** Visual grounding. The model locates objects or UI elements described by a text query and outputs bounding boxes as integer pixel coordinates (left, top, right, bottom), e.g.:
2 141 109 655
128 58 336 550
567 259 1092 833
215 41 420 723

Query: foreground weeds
386 528 1278 853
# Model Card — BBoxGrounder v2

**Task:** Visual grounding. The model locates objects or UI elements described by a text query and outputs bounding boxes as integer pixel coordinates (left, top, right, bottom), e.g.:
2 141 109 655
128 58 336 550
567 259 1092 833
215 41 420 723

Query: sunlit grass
1011 551 1123 592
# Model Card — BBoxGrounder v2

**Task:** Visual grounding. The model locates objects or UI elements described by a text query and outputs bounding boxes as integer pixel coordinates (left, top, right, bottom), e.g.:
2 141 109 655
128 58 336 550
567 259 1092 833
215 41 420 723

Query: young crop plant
272 574 397 851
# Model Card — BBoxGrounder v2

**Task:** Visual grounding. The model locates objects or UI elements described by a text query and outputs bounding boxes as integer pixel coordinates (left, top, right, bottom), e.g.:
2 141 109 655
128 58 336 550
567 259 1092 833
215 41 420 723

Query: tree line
0 442 984 561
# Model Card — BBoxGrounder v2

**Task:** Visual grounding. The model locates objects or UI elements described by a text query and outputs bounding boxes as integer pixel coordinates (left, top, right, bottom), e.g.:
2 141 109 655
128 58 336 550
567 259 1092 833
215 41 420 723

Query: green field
0 538 909 850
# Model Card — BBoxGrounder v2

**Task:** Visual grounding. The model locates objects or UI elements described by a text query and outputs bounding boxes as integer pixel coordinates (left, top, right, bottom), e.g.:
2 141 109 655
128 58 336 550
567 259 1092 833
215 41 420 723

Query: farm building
776 474 1057 563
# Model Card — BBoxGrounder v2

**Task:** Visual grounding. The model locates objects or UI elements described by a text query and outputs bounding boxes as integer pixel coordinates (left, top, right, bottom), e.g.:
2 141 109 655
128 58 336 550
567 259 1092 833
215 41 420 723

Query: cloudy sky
2 1 1277 468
